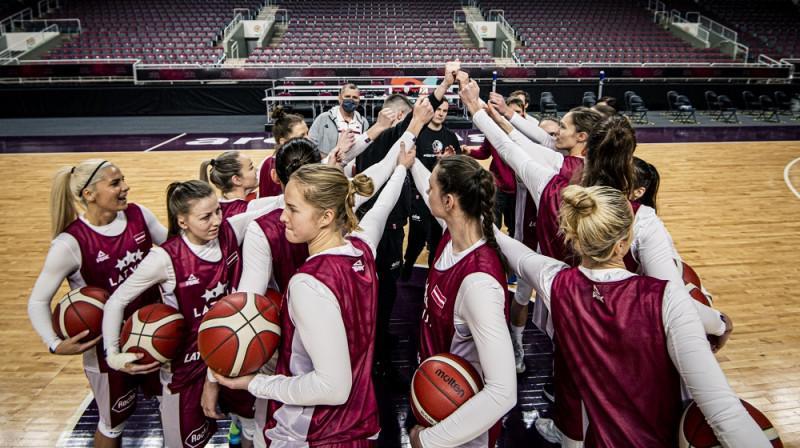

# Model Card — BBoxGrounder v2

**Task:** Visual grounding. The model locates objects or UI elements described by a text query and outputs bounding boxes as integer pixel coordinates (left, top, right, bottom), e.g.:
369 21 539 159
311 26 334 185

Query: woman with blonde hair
215 146 418 447
495 185 770 447
102 179 275 448
199 150 258 218
28 159 166 448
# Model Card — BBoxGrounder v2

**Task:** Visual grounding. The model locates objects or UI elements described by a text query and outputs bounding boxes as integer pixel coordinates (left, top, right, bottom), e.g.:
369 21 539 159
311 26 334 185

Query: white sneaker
512 339 526 373
535 418 563 444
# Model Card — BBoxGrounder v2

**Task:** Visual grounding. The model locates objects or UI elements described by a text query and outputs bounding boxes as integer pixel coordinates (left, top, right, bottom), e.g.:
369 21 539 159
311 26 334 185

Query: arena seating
685 0 800 60
38 0 260 64
478 0 732 64
247 0 493 65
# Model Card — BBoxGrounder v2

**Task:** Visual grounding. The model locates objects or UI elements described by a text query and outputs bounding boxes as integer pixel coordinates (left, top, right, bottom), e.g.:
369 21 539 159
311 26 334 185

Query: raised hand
488 92 514 119
398 141 417 169
376 108 397 129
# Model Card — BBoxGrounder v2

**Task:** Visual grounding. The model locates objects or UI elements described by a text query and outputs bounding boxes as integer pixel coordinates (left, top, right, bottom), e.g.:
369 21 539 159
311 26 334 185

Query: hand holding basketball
409 425 424 448
201 376 225 419
708 311 733 353
211 371 256 391
106 351 161 374
53 329 101 355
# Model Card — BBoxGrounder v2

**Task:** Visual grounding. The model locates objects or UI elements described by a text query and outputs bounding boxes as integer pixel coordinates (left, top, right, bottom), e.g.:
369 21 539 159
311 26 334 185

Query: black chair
540 92 558 118
582 91 596 107
704 90 722 118
757 95 780 122
742 90 760 115
673 95 697 124
666 90 680 117
715 95 739 123
775 91 797 118
623 90 636 114
628 95 649 124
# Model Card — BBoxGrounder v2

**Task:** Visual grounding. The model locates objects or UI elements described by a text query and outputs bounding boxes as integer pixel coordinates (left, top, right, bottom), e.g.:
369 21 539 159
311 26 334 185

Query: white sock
510 324 524 345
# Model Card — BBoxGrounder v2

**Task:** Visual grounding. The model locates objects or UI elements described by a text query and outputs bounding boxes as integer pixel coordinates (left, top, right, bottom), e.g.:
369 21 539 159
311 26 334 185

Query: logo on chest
185 274 200 286
114 249 144 271
352 260 364 272
430 285 448 309
201 281 228 302
96 251 109 263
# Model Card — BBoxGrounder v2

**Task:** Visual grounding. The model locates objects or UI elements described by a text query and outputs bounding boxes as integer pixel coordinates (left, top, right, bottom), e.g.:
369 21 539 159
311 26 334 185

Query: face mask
341 99 358 113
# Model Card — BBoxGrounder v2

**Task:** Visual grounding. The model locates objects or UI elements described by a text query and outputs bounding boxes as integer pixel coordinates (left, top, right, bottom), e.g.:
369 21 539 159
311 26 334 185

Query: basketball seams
418 366 461 410
198 292 281 376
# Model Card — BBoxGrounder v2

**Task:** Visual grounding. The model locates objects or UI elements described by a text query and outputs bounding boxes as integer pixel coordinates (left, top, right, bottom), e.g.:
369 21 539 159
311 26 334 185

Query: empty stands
247 0 492 65
479 0 731 64
38 0 260 64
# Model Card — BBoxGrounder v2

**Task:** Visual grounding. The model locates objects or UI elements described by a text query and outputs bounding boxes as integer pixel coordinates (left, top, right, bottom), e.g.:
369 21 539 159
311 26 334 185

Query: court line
55 392 94 448
144 133 187 152
784 157 800 200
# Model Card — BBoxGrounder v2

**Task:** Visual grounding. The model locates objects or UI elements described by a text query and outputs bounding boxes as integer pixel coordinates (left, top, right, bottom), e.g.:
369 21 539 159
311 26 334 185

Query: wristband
364 137 371 144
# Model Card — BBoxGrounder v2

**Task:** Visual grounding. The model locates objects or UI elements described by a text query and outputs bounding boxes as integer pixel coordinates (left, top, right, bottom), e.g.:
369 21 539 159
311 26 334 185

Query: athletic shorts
161 377 217 448
85 365 161 430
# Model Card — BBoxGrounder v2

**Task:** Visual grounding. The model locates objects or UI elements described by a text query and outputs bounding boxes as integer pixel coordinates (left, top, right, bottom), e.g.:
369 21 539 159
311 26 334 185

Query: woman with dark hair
632 156 660 212
493 185 769 448
405 154 517 448
28 159 166 448
199 150 258 218
102 180 273 448
214 146 418 447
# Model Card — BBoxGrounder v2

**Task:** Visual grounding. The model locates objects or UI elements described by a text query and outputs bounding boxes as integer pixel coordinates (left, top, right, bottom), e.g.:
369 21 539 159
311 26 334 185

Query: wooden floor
1 142 799 446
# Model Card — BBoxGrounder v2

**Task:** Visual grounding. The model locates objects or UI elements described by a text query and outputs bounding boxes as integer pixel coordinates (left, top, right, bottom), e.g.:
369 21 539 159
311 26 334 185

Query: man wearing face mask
308 83 370 156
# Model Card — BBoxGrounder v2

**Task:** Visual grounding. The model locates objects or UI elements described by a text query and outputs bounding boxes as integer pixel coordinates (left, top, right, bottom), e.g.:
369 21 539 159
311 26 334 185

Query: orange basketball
411 353 484 427
678 399 782 447
198 291 281 377
52 286 109 342
121 304 187 364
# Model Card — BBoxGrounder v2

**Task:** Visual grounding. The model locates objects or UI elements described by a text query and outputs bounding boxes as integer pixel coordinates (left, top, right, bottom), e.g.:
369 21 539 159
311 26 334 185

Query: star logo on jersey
592 286 605 303
96 251 109 263
352 260 364 272
201 281 227 302
185 274 200 286
114 249 144 271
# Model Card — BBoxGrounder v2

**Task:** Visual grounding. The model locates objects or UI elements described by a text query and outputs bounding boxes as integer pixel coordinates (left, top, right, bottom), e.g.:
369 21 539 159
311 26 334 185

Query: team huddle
28 61 776 448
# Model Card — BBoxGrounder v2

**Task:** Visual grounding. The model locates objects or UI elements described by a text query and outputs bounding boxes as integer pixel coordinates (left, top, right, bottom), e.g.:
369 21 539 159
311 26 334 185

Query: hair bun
271 105 286 120
562 186 598 216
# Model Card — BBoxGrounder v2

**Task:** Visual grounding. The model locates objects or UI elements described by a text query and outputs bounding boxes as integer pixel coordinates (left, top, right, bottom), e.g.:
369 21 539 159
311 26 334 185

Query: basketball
120 304 187 364
410 353 484 427
52 286 110 341
197 291 281 377
678 399 783 447
264 288 283 312
679 261 703 290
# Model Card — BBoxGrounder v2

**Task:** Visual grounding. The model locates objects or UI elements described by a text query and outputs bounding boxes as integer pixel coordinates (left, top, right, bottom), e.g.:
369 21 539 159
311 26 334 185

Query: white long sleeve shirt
407 160 517 447
472 109 725 336
246 164 408 406
102 206 268 357
28 205 166 352
495 232 771 448
237 132 416 294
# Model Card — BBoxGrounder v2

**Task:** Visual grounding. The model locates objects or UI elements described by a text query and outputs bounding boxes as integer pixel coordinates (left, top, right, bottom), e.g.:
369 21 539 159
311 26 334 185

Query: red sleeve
468 138 492 160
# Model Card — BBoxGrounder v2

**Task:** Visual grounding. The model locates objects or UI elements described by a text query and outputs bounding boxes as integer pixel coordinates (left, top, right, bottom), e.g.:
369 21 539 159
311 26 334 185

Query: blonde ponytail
559 185 633 264
290 164 374 235
49 159 114 238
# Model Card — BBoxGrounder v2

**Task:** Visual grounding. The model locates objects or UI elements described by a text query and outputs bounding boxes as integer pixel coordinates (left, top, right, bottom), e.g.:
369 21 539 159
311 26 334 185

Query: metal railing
233 8 251 20
488 9 517 42
37 0 60 17
11 18 81 34
0 23 58 64
689 12 737 42
0 8 34 35
264 8 288 26
222 12 244 42
717 39 749 62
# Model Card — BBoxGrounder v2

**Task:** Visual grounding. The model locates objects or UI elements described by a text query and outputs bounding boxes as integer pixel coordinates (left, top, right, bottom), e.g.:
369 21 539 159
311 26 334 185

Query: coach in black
354 61 460 387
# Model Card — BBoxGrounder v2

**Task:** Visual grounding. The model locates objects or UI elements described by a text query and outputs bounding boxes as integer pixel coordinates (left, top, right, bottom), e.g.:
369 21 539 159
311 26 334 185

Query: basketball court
1 115 799 447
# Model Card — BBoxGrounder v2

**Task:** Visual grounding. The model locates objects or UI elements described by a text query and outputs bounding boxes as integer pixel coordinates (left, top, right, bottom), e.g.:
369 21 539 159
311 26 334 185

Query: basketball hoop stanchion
598 70 605 99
